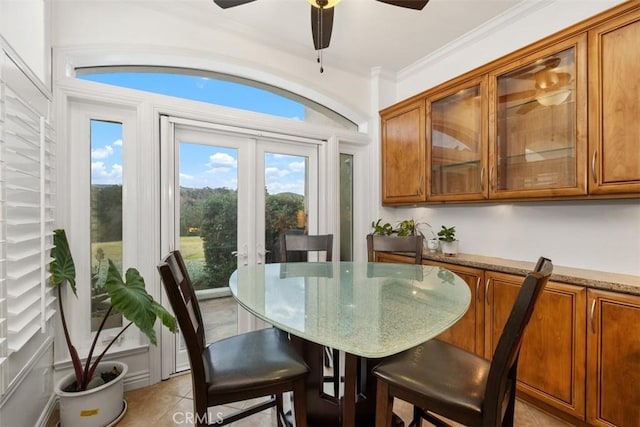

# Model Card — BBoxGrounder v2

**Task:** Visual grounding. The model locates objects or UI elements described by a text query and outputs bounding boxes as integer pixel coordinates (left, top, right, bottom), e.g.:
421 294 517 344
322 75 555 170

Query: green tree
90 184 123 242
264 192 304 262
200 188 238 288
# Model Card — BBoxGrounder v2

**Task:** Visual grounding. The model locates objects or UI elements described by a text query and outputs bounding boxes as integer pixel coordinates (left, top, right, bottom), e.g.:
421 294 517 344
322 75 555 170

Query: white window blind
0 51 55 394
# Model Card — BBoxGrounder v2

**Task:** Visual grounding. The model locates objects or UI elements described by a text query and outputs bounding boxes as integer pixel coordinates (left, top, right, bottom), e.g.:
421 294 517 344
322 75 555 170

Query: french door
160 116 320 374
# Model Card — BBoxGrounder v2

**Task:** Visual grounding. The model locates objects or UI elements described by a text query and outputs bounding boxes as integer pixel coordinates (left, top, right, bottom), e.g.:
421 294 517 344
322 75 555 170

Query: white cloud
112 139 123 147
207 167 232 174
180 173 195 181
289 161 306 172
91 161 122 183
265 166 290 178
207 152 237 169
91 145 114 160
268 179 304 195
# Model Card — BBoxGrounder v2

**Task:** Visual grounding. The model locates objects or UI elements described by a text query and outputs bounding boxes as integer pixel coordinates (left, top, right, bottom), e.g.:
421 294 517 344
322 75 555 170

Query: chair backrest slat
483 256 553 423
158 251 206 376
280 233 333 262
367 234 424 264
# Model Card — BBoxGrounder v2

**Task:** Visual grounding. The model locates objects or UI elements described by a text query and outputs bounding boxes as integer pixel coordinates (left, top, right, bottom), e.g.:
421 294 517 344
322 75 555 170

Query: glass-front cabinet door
489 35 588 199
427 76 488 201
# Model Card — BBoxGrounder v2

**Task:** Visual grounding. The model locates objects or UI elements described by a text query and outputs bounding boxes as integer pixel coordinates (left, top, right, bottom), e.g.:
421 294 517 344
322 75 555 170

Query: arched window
76 66 357 129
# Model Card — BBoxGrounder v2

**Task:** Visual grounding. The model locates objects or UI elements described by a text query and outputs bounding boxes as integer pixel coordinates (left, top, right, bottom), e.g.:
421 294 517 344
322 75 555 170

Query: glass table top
229 262 471 358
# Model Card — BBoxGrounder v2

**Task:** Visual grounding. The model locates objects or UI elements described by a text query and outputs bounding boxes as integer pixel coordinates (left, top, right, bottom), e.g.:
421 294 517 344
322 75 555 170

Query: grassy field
179 236 205 260
92 235 205 267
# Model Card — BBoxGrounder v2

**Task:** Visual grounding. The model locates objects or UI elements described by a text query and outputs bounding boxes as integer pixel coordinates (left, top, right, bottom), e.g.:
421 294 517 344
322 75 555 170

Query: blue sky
84 72 307 195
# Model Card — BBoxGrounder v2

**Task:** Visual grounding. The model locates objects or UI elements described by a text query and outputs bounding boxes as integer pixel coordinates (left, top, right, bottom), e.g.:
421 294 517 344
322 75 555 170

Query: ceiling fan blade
517 101 540 115
311 6 334 50
213 0 257 9
499 89 537 104
509 57 562 80
375 0 429 10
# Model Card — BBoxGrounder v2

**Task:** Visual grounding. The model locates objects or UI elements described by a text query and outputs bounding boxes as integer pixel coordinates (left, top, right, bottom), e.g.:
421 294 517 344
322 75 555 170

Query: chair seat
373 339 490 426
204 328 309 395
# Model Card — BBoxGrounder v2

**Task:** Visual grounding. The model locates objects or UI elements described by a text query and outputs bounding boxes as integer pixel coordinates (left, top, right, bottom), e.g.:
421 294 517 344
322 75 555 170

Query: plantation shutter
0 49 56 394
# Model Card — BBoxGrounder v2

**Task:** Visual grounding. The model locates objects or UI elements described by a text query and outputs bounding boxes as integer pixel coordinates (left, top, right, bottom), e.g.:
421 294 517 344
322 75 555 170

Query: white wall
381 0 640 276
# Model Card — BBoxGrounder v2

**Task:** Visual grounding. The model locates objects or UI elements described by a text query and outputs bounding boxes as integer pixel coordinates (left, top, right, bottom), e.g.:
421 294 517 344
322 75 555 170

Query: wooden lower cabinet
375 256 639 425
587 290 640 427
423 260 485 356
485 271 587 420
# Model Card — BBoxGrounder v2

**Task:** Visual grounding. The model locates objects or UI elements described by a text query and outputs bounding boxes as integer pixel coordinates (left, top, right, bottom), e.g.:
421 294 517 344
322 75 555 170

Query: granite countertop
422 252 640 296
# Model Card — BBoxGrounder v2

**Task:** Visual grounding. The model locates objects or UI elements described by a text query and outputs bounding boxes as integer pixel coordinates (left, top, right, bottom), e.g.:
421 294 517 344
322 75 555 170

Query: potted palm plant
437 225 459 256
50 229 177 426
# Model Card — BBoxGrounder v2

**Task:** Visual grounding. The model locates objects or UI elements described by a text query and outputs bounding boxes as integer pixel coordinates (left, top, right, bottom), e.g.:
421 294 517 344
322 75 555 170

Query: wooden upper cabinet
489 35 588 199
588 7 640 195
427 76 489 201
380 98 426 204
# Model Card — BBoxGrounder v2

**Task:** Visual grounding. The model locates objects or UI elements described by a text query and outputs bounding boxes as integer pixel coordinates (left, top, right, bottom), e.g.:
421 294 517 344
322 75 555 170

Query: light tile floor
114 371 576 427
49 297 578 426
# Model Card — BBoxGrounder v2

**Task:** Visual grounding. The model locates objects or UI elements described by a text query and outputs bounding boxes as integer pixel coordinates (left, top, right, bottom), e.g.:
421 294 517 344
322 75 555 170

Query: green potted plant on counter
50 229 177 427
437 225 459 256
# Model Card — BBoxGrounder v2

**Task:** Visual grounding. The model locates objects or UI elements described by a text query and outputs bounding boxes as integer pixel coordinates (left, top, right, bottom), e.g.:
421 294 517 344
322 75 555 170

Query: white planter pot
55 361 128 427
440 240 459 257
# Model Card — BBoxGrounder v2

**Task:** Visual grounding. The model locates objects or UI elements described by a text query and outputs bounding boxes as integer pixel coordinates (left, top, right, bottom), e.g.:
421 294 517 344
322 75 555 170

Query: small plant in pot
50 229 177 426
437 225 459 257
371 218 425 237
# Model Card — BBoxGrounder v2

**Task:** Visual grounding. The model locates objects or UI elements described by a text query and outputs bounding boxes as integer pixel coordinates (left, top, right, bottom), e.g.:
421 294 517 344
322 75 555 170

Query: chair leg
375 379 394 427
502 383 517 426
276 394 285 427
324 346 333 368
333 348 340 397
292 378 307 427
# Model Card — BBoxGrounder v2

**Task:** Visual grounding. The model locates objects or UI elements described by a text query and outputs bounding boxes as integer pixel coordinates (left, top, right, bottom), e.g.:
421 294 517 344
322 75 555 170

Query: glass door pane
429 80 486 200
90 120 123 332
263 152 309 263
340 153 353 261
167 120 319 372
179 143 238 294
495 46 578 193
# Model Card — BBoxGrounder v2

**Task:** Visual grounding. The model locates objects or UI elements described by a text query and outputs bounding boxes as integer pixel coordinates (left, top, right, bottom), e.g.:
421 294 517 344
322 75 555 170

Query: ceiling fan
499 57 573 115
213 0 429 72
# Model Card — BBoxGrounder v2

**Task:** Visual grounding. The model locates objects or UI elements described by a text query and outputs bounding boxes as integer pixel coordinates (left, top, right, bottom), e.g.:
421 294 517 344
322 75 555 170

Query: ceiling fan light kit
307 0 341 8
213 0 429 73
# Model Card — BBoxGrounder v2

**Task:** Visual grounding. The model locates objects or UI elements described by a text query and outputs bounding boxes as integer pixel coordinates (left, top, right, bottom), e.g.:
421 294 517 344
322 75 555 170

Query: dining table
229 261 471 427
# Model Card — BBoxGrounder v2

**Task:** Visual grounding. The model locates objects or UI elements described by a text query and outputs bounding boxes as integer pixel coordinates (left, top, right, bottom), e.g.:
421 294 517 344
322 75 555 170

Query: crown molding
397 0 554 80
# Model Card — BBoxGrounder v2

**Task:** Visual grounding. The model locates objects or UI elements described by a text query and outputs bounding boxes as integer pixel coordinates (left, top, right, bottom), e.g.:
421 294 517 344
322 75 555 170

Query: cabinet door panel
588 9 640 194
485 273 586 420
380 99 426 204
587 290 640 427
426 261 484 356
489 35 588 199
427 76 488 202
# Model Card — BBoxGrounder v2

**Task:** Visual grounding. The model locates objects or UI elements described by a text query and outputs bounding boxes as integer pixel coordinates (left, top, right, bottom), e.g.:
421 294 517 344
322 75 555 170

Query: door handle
485 279 490 305
232 244 249 266
590 299 597 334
256 244 270 265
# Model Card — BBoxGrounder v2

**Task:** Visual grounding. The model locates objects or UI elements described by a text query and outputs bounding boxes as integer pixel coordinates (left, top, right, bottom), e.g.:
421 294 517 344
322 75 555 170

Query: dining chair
373 256 553 427
280 232 333 262
367 234 424 264
157 250 309 427
279 232 340 397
